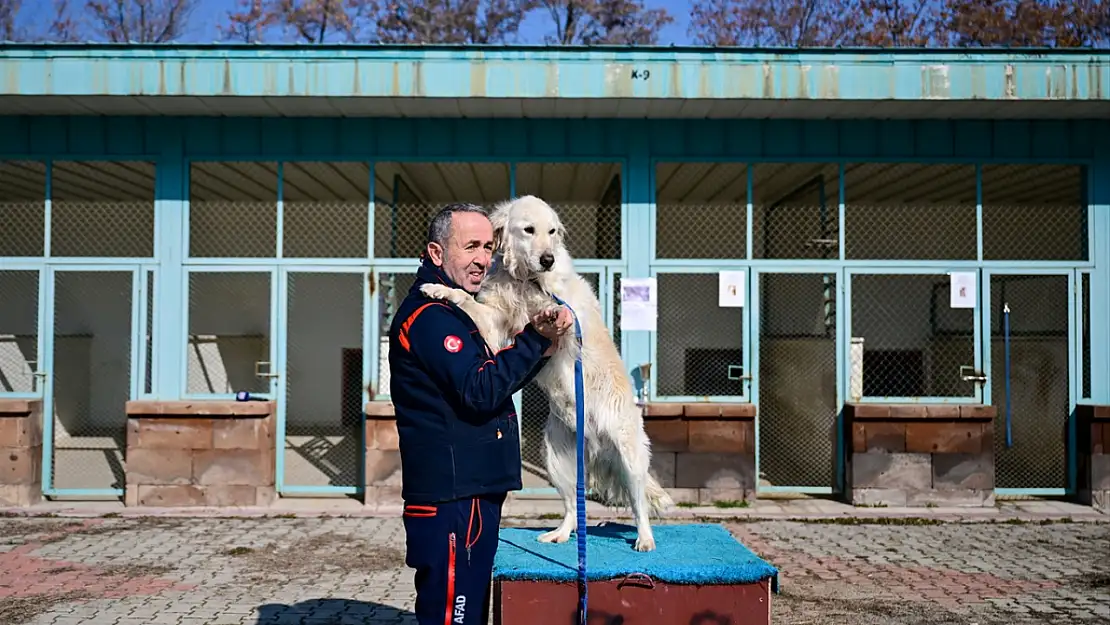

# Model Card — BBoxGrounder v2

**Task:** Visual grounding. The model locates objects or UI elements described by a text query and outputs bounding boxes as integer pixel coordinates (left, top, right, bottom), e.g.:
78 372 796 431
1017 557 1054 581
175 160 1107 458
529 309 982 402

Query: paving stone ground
0 514 1106 624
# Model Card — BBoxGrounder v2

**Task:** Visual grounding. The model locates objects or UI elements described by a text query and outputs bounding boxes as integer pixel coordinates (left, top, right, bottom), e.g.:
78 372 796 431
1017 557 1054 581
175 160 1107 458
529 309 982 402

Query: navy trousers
403 492 506 625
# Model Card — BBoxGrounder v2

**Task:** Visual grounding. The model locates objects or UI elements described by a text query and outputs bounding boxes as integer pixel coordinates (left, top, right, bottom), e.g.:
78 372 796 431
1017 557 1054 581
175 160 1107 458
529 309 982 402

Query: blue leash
1003 302 1013 448
549 293 588 625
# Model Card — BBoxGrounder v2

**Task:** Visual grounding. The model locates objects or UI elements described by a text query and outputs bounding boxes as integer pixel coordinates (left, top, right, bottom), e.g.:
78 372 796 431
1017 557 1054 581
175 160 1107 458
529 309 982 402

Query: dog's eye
524 226 534 235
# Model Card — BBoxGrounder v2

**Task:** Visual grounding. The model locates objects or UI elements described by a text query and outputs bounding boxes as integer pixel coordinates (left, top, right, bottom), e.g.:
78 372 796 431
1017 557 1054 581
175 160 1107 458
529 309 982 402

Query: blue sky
21 0 696 45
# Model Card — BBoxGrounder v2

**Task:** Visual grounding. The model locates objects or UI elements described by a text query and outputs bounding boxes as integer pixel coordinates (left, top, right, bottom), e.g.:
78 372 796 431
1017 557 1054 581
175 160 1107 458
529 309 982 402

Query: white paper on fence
949 272 977 309
620 277 658 331
718 270 746 308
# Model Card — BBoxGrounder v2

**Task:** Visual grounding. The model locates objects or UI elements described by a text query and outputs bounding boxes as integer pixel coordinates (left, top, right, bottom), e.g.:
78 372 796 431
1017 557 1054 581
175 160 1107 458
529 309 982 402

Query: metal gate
985 270 1074 495
277 269 367 496
44 267 139 497
754 270 839 494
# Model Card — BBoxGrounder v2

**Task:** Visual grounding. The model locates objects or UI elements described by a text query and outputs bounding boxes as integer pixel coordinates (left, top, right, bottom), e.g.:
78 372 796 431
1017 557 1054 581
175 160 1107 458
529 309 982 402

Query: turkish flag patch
443 335 463 353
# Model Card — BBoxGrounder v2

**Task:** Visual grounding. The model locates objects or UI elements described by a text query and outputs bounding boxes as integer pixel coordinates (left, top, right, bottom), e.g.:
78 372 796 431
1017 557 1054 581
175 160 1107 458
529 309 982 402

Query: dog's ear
488 199 511 251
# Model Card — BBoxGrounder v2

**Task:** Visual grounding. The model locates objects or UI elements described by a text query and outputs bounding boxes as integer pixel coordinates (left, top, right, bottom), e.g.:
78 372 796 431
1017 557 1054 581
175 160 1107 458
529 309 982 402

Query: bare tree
222 0 278 42
50 0 83 41
542 0 673 45
0 0 19 41
264 0 370 43
854 0 941 46
84 0 196 43
941 0 1110 47
370 0 533 44
689 0 861 47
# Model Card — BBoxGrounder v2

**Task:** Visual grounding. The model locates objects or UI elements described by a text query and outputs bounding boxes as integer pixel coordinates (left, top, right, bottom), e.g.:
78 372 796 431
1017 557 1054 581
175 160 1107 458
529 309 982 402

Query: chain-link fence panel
982 164 1087 261
849 273 977 400
144 271 154 395
186 272 272 395
50 161 155 258
655 273 745 398
50 271 132 491
189 162 279 258
0 160 46 257
283 162 370 259
612 272 622 357
844 163 977 260
515 162 621 260
654 162 747 259
0 270 40 394
284 272 365 489
373 162 511 259
990 274 1070 491
752 163 839 260
519 272 600 488
758 273 838 490
376 272 417 398
1082 272 1091 400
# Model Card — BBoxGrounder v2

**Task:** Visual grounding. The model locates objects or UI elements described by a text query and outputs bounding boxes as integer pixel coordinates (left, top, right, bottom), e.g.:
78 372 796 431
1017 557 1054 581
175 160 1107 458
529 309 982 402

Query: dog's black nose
539 253 555 270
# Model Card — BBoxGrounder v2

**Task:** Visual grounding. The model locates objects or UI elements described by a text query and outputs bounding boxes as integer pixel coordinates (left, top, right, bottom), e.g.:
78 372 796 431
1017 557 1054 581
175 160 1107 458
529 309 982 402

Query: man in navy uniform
388 202 572 625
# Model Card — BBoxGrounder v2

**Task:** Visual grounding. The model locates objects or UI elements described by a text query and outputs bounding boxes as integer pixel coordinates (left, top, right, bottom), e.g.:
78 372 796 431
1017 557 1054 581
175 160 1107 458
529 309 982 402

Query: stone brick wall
1076 404 1110 514
124 401 276 507
643 403 756 505
0 399 43 507
364 402 401 505
844 403 997 507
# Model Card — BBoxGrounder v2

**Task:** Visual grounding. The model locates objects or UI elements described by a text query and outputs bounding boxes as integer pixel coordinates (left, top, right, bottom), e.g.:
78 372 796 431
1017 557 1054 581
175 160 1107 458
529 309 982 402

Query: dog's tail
644 474 674 517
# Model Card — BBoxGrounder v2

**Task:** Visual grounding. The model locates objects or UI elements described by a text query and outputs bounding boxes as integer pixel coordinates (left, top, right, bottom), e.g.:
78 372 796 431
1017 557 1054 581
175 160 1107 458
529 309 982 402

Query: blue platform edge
493 523 780 594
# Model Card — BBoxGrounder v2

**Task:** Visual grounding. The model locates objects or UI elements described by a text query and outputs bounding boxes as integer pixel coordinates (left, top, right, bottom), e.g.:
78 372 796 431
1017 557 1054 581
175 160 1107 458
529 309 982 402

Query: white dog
420 195 673 552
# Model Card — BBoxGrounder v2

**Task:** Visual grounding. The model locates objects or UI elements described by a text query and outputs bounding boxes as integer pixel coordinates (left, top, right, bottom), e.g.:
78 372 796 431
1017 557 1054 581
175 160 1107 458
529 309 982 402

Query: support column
154 123 186 399
623 133 653 393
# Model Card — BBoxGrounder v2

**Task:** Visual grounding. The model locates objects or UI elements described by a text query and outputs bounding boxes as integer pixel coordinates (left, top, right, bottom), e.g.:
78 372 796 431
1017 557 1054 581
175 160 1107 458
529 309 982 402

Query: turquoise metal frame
1 115 1108 502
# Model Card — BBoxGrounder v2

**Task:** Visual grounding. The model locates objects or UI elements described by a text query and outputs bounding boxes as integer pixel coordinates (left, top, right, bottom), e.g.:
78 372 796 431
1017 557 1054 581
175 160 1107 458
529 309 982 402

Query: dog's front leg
420 283 509 349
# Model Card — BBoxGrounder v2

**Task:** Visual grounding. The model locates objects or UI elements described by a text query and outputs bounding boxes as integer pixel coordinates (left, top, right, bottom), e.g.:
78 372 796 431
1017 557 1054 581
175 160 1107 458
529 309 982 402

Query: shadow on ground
256 599 416 624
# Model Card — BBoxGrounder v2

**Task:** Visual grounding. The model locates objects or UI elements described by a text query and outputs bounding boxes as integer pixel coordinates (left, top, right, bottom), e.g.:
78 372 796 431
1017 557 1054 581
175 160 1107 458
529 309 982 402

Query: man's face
427 211 494 294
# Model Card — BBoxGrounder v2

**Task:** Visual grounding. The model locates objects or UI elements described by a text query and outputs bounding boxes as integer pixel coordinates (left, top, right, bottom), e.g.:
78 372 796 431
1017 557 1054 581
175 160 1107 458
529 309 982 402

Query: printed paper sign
949 272 977 309
718 271 745 308
620 277 657 332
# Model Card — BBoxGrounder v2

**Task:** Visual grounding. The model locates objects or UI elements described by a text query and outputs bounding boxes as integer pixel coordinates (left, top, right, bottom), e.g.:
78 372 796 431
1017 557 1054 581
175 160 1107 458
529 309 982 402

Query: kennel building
0 44 1108 510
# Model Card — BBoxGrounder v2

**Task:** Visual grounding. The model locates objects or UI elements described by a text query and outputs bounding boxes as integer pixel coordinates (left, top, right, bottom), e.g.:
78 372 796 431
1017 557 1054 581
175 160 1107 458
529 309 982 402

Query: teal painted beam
0 47 1107 101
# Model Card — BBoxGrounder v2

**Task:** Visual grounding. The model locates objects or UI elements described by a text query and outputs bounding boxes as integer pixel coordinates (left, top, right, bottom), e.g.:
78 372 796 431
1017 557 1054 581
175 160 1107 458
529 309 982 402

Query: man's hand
532 306 574 343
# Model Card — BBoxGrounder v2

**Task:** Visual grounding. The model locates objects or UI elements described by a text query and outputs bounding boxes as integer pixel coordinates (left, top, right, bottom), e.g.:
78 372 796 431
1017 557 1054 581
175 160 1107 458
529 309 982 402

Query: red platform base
493 577 773 625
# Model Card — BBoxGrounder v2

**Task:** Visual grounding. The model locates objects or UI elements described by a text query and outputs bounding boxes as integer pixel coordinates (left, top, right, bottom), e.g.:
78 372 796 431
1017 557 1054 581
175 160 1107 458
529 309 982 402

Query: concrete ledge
0 399 43 507
125 401 276 508
1076 404 1110 514
645 409 756 505
844 403 995 508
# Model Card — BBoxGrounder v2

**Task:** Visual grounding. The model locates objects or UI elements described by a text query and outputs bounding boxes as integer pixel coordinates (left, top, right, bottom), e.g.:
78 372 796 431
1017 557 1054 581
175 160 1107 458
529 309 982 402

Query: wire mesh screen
516 162 622 260
654 162 747 259
373 162 511 259
376 272 417 397
0 161 46 257
982 165 1087 261
189 162 278 258
850 274 977 399
1082 272 1091 400
990 274 1070 490
186 272 272 395
50 161 156 258
519 272 600 488
612 272 622 356
51 271 132 492
758 273 838 489
0 270 40 394
752 163 839 260
844 163 977 260
655 273 745 398
284 272 365 489
144 271 154 395
283 162 370 258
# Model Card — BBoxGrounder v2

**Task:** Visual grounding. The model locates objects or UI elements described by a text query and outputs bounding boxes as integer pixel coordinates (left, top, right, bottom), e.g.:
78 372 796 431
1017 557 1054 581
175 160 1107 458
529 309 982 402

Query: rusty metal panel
494 578 772 625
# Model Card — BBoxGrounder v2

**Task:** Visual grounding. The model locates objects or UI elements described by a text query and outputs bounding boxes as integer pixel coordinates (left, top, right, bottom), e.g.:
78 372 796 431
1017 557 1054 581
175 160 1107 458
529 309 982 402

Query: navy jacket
388 258 552 504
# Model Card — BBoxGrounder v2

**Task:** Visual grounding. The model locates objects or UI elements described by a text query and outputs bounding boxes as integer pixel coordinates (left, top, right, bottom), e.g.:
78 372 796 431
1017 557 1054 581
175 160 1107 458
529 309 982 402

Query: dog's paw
633 534 656 552
420 283 470 305
537 529 572 544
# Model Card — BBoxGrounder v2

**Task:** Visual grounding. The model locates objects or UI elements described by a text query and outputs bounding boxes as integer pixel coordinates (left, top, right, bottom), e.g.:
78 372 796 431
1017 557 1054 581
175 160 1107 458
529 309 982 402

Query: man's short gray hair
426 202 488 248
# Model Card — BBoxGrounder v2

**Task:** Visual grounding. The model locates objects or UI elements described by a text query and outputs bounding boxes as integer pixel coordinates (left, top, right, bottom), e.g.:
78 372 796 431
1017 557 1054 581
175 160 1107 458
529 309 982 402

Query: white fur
421 195 673 552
